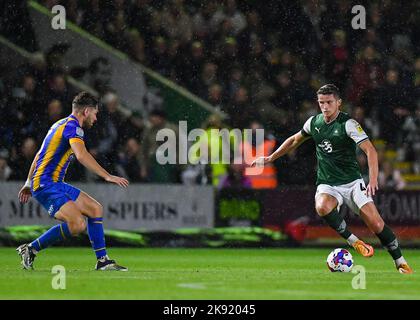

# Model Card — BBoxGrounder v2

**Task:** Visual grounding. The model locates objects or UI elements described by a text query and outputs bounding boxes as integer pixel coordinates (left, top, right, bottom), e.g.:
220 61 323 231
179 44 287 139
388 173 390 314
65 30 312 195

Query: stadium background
0 0 419 247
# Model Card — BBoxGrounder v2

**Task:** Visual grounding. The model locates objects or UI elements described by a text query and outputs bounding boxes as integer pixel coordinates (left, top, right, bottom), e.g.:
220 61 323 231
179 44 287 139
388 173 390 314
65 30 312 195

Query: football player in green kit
253 84 413 274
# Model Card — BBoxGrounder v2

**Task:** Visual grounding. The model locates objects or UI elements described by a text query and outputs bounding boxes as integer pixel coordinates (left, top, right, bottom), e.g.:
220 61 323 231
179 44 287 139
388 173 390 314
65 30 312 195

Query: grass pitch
0 247 419 300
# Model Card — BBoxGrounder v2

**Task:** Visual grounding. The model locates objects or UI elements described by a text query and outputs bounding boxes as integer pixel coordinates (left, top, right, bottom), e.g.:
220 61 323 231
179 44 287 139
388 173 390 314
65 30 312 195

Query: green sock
322 209 353 240
376 225 402 260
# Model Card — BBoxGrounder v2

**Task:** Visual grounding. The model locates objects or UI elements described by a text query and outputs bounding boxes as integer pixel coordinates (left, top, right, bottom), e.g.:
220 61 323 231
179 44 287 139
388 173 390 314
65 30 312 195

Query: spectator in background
117 137 144 182
413 57 420 104
129 32 147 64
182 41 206 92
0 149 12 181
189 114 230 187
197 61 219 98
128 0 154 44
8 74 41 141
87 91 128 175
356 151 370 183
80 0 104 38
36 99 64 141
141 109 179 183
103 0 130 50
325 29 349 89
224 65 243 100
239 120 278 189
348 45 383 106
207 83 224 112
46 73 72 112
9 137 37 180
23 52 48 87
378 161 406 190
293 65 314 106
88 57 112 95
226 86 256 129
272 70 295 111
351 105 378 139
148 36 171 77
124 111 145 142
378 69 411 145
218 163 252 189
192 2 217 41
212 0 247 36
237 9 265 64
401 103 420 173
160 0 193 45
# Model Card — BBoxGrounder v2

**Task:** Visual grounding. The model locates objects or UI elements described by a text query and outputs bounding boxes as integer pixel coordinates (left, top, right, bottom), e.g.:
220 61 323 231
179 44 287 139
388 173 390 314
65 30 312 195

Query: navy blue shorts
32 183 81 217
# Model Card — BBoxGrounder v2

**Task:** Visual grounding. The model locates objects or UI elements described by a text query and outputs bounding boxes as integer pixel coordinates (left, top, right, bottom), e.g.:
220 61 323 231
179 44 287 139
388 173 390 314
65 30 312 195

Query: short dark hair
72 92 98 111
317 84 341 99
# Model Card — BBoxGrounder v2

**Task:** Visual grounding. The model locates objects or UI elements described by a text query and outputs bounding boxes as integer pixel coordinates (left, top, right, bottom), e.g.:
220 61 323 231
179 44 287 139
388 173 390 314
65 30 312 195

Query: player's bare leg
55 202 87 235
360 202 413 274
315 193 373 257
75 191 127 271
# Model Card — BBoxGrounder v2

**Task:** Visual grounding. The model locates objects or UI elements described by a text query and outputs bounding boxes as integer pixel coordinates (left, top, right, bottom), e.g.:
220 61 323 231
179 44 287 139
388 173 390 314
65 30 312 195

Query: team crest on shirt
318 139 333 153
76 127 84 138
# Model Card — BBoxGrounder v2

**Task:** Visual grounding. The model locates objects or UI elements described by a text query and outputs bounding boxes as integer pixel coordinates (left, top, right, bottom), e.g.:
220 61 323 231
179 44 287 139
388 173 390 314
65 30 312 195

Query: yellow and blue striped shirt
32 115 84 191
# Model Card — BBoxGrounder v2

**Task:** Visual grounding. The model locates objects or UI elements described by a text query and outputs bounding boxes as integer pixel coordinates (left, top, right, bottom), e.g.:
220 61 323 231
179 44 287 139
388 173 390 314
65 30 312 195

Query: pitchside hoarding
0 182 214 231
217 188 420 240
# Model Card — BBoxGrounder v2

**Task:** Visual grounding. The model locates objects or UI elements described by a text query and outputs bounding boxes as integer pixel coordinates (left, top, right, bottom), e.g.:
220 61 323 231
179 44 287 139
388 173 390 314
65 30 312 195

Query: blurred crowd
1 0 420 190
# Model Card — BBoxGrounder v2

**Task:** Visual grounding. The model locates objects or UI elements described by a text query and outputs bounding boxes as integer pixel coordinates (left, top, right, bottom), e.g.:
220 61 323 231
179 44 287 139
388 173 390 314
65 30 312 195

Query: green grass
0 248 419 300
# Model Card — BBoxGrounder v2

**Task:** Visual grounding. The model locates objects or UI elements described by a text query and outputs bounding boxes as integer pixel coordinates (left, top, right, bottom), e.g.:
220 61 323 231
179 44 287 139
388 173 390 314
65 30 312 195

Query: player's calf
376 224 413 273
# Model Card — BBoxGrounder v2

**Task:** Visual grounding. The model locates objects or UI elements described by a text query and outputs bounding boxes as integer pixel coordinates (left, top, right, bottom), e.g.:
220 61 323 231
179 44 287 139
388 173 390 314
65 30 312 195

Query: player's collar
69 114 81 125
323 111 340 124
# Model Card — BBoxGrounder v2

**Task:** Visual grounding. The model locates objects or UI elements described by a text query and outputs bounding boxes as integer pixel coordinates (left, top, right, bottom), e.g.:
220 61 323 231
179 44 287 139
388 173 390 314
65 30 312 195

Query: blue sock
30 223 71 252
87 217 107 259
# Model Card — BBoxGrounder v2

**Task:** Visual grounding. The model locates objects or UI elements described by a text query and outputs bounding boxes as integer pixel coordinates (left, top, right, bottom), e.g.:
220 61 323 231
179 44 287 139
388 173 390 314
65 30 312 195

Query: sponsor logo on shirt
318 140 333 153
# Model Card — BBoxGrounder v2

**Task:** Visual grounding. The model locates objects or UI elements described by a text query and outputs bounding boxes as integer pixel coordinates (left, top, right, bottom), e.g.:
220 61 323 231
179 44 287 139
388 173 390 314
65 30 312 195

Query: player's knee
369 220 385 234
315 203 332 216
91 203 103 218
68 218 86 235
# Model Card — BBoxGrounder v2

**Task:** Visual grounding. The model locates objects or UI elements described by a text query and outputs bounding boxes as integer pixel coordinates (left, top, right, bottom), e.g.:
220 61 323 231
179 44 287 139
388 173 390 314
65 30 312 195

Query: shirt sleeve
345 119 369 144
301 116 314 136
63 122 85 145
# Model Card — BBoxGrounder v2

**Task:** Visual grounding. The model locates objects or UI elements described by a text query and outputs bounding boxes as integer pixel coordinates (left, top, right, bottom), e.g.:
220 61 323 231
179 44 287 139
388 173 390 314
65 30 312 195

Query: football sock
322 209 354 240
30 223 71 252
346 234 359 246
87 217 107 259
376 225 404 262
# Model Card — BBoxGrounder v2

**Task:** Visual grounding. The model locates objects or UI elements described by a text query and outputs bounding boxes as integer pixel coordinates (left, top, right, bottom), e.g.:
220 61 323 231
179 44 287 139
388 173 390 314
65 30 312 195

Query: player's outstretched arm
251 131 309 167
71 141 129 188
18 152 40 203
359 140 379 197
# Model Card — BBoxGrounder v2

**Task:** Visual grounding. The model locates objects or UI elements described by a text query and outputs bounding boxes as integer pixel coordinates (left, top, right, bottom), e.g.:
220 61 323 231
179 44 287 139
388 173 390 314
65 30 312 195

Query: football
326 248 354 272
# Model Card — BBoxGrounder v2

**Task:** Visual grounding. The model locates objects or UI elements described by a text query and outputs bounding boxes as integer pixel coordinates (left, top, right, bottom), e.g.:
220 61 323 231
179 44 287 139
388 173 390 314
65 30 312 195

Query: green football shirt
301 112 369 186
